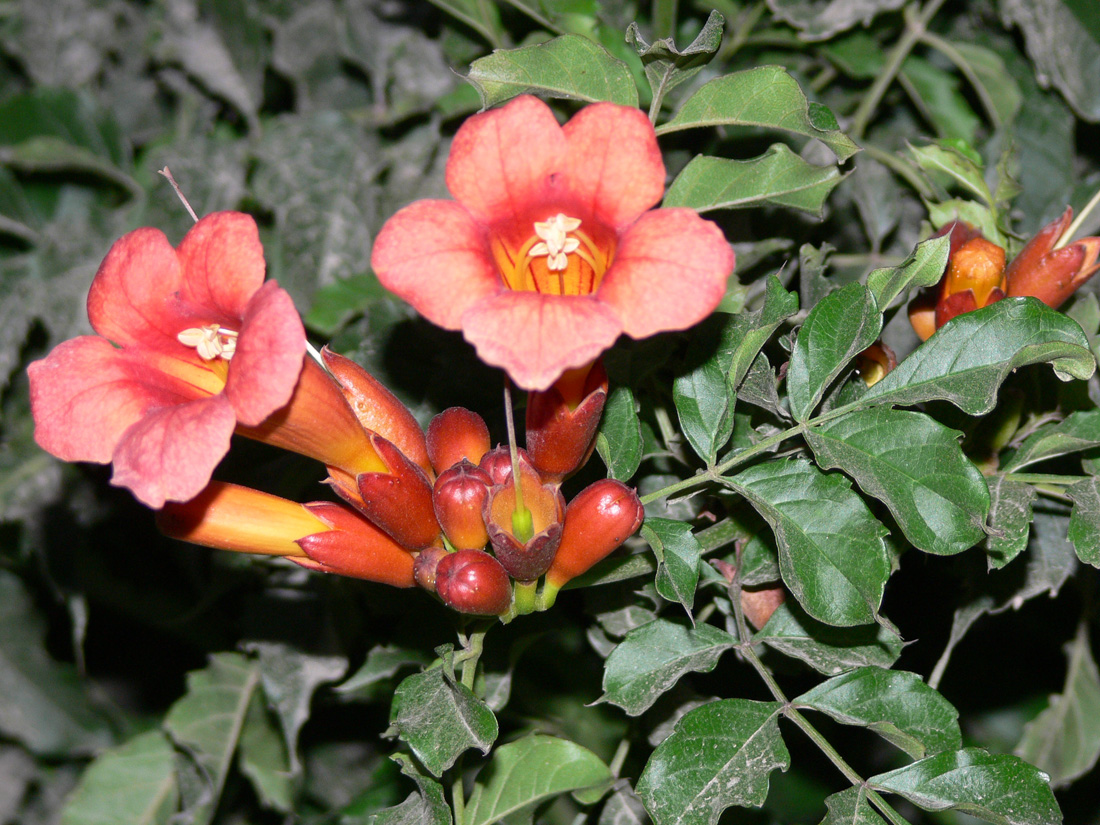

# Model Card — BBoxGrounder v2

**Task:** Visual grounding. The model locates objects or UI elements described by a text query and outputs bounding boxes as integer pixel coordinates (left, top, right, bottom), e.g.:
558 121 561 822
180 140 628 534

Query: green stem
849 0 949 140
918 28 1001 127
861 142 936 200
452 771 466 825
1002 473 1088 486
459 627 487 691
499 0 564 34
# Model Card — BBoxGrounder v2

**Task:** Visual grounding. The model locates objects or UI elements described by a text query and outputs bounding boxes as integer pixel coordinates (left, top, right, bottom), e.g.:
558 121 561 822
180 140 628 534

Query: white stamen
178 324 238 361
531 214 582 271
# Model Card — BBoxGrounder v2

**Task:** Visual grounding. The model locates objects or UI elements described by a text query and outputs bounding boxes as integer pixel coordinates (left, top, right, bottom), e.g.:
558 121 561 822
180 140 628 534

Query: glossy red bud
545 480 644 589
433 461 492 550
413 546 450 591
427 407 491 473
294 501 416 588
478 445 534 486
526 360 608 483
354 435 440 550
435 549 513 615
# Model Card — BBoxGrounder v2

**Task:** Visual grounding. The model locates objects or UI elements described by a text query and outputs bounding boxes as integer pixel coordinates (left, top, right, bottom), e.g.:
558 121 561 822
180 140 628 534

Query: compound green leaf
466 35 639 108
636 699 788 825
673 320 736 464
1016 624 1100 787
1003 409 1100 471
164 653 260 825
788 282 882 421
1001 0 1100 122
909 141 993 206
657 66 859 161
766 0 906 41
601 619 737 716
663 145 846 217
60 731 177 825
860 298 1095 415
388 665 498 777
866 234 950 310
643 518 703 611
869 748 1061 825
725 459 890 627
368 754 452 825
985 477 1036 569
794 667 962 759
819 787 888 824
465 735 611 825
0 570 114 758
596 384 643 481
727 275 799 394
626 10 724 107
806 408 989 556
755 602 904 674
1068 476 1100 566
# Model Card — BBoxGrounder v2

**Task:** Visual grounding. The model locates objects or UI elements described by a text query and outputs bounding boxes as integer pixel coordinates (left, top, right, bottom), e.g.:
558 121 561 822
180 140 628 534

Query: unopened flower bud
321 347 432 477
526 360 608 483
1005 207 1100 308
296 501 417 587
934 237 1006 329
544 480 643 592
478 444 533 486
435 549 513 615
413 545 450 591
433 461 492 550
484 463 565 582
427 407 491 473
353 434 441 550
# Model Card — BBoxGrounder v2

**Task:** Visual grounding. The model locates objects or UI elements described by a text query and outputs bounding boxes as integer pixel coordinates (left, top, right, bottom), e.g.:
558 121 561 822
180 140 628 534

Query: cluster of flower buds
909 208 1100 340
160 355 643 619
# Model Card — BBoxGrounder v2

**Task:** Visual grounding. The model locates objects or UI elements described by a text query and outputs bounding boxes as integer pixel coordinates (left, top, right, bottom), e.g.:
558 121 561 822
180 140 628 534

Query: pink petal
87 228 186 349
372 200 501 329
461 292 622 391
597 208 734 338
28 337 191 464
445 95 566 225
226 281 306 426
564 103 666 229
110 395 236 508
176 212 266 319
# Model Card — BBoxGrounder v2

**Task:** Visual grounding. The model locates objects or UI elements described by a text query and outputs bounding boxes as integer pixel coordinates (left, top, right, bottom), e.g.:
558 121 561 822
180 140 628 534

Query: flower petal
564 102 665 229
226 280 306 426
176 212 266 319
461 292 622 391
87 228 186 349
372 199 500 328
28 336 192 464
445 95 566 225
110 395 236 508
597 208 734 338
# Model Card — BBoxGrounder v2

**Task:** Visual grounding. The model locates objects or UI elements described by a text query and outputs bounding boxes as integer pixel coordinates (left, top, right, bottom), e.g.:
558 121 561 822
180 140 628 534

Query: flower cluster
909 209 1100 340
29 187 649 617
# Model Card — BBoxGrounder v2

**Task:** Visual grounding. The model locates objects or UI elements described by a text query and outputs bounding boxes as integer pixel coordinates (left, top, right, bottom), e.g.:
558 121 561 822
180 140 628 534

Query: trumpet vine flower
371 95 735 390
29 212 306 508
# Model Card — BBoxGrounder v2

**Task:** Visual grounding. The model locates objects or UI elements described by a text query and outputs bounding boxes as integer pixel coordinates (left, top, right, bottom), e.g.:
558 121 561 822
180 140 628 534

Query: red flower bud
413 545 450 591
353 434 441 550
545 480 644 590
478 445 533 486
320 347 432 477
435 549 513 615
295 501 417 587
526 360 608 483
427 407 491 473
433 461 492 550
1005 207 1100 308
484 463 565 582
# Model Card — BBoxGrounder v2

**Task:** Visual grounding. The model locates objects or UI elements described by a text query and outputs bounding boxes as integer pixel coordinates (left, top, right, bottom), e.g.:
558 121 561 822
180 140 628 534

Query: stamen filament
503 381 534 543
